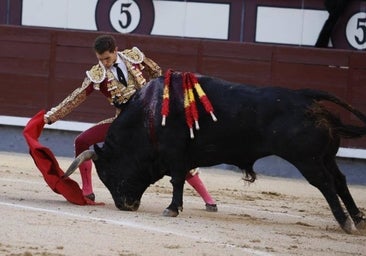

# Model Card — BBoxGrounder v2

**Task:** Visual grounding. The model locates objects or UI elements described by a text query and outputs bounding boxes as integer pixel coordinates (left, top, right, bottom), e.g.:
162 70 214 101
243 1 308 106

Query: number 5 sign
346 12 366 50
96 0 154 34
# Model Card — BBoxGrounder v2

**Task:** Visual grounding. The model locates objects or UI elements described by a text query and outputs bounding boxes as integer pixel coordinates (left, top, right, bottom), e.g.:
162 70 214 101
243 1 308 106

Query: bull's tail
300 89 366 138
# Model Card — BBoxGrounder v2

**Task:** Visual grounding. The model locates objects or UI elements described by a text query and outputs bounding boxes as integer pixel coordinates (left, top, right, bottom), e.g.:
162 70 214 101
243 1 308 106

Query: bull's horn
62 150 97 178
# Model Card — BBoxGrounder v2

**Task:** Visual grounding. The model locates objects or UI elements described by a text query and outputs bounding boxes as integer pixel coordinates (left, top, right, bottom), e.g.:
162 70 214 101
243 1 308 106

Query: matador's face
96 47 118 69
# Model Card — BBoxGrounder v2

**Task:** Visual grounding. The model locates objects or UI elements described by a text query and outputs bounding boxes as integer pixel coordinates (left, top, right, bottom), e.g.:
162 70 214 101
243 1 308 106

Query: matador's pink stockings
74 122 111 198
79 160 93 196
186 172 216 205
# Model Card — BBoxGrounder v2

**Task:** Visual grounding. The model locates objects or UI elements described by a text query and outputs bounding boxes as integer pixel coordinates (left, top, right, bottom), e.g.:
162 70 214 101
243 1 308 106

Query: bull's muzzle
116 198 140 211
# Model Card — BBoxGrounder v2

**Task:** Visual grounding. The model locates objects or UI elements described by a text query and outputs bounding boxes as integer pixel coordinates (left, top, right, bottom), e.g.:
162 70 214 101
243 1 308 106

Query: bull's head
64 146 151 211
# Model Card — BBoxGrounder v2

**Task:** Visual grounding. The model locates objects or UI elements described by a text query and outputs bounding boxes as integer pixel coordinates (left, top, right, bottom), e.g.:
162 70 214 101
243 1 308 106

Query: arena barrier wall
1 25 366 151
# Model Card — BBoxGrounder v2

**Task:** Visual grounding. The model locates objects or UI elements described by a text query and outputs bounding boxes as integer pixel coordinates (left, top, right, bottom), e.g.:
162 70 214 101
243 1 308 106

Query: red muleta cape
23 110 98 205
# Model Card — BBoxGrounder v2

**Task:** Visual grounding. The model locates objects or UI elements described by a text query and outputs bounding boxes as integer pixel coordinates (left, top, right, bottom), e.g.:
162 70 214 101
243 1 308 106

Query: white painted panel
256 6 328 46
22 0 69 28
150 1 186 37
184 2 229 39
66 0 98 30
22 0 97 30
301 10 328 45
152 1 229 39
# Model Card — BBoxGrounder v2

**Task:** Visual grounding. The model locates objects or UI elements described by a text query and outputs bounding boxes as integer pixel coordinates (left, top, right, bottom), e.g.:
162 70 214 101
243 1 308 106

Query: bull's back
195 77 330 159
139 75 329 161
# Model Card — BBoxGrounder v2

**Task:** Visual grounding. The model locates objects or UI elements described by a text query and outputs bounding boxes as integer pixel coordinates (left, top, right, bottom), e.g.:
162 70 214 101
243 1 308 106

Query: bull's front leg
162 176 185 217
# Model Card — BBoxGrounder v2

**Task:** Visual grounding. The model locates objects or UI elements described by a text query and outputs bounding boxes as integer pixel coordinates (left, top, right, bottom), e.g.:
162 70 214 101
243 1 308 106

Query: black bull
65 72 366 234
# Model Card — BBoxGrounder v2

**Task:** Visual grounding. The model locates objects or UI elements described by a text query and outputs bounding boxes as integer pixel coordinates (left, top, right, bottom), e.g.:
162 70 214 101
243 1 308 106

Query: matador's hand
44 115 50 124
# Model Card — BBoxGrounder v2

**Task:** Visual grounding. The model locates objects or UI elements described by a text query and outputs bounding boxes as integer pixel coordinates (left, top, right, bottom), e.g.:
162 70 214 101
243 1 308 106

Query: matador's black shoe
205 203 218 212
85 193 95 202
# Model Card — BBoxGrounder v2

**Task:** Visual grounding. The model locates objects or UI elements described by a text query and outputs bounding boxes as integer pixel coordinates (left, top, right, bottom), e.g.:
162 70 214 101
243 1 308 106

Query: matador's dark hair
93 35 116 54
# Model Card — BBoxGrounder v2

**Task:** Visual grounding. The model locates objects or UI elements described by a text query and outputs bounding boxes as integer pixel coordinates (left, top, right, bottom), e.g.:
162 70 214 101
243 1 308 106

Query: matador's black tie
113 63 127 86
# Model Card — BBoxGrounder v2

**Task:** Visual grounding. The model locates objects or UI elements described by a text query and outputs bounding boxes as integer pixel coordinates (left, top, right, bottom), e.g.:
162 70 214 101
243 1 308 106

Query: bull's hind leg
293 159 357 234
324 157 366 230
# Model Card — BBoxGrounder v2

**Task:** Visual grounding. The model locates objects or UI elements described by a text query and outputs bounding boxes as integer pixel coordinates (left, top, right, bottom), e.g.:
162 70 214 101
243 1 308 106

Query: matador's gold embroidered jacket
45 47 162 124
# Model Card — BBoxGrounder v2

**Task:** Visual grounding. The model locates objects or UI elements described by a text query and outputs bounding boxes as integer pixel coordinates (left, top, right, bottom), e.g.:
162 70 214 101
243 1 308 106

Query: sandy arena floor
1 151 366 256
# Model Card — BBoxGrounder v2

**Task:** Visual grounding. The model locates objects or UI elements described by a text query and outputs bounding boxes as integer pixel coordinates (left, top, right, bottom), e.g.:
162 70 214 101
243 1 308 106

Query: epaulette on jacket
86 63 106 83
121 47 144 64
122 47 162 83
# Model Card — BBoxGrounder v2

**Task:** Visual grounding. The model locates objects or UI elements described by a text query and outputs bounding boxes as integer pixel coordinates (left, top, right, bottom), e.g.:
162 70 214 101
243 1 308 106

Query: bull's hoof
342 216 358 234
162 208 179 217
353 212 366 230
356 220 366 230
355 213 366 230
205 203 218 212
